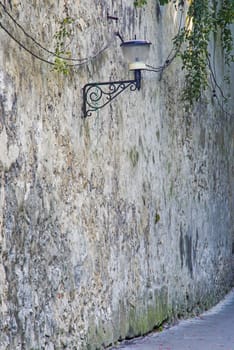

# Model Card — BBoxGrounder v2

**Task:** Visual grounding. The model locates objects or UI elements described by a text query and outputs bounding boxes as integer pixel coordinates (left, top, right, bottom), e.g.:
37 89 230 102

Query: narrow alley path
113 288 234 350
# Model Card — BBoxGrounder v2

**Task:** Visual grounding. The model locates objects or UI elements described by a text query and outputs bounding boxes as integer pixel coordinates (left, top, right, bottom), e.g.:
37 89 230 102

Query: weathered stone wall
0 1 233 349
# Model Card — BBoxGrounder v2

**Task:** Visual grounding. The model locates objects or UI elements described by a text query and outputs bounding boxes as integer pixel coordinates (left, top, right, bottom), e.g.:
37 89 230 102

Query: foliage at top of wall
134 0 234 108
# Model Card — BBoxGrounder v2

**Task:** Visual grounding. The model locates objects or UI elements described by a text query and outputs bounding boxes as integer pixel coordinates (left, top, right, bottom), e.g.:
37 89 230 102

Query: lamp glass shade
120 40 151 70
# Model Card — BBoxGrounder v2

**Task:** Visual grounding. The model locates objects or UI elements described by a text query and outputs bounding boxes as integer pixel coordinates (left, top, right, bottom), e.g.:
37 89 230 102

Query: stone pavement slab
113 289 234 350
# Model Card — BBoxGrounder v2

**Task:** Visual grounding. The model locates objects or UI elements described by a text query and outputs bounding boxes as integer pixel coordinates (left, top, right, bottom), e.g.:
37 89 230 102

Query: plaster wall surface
0 1 233 349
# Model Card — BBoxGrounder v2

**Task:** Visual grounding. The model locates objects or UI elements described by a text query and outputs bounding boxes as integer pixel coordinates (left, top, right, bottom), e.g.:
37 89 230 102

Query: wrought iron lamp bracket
82 69 141 118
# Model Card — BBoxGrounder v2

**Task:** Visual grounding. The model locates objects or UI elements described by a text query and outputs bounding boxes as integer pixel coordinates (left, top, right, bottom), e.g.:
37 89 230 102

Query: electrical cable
0 21 55 65
207 55 228 101
0 19 114 67
0 1 72 60
145 8 184 74
0 0 113 64
207 55 233 117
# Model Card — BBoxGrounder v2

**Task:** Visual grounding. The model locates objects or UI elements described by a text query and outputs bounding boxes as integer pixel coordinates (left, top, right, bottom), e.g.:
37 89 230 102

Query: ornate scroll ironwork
82 70 141 118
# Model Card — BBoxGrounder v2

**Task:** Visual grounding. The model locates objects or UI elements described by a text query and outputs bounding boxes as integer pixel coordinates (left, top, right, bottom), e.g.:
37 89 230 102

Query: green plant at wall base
53 16 74 74
134 0 184 6
134 0 234 106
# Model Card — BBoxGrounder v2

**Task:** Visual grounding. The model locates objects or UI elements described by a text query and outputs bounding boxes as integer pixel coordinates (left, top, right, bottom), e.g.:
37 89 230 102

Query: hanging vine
174 0 214 104
134 0 234 107
53 16 75 74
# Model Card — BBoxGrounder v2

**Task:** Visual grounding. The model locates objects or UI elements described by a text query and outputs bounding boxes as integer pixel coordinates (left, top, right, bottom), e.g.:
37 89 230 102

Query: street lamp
82 38 151 118
120 39 151 71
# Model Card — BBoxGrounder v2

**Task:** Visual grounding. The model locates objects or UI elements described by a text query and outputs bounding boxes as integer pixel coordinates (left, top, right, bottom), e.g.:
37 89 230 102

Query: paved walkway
113 289 234 350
